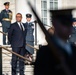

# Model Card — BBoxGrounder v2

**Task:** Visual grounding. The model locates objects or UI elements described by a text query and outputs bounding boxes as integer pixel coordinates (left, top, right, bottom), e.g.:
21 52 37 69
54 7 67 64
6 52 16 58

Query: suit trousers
11 46 25 75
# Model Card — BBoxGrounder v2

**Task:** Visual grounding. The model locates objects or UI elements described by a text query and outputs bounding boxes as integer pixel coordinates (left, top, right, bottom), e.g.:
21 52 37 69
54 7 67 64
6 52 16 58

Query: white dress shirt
17 22 25 31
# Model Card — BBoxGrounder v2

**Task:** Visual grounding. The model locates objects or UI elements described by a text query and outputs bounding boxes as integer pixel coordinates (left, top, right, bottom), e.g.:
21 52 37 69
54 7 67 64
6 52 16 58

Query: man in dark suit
34 9 76 75
0 2 12 45
25 14 34 63
8 13 26 75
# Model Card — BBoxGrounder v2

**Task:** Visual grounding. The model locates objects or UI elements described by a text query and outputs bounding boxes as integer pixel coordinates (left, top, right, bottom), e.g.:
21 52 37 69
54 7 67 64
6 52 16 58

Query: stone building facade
0 0 76 45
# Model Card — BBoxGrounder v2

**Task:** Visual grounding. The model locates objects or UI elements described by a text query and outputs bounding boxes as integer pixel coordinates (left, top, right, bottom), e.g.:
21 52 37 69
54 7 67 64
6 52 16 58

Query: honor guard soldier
0 2 12 45
25 13 34 63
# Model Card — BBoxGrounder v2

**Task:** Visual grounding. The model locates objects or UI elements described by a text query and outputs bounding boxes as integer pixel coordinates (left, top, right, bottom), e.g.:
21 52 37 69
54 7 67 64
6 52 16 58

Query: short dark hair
16 13 22 17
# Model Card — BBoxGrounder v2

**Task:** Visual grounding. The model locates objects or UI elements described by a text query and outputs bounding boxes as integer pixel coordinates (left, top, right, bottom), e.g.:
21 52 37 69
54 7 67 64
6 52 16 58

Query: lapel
16 22 25 33
15 22 21 30
22 23 25 31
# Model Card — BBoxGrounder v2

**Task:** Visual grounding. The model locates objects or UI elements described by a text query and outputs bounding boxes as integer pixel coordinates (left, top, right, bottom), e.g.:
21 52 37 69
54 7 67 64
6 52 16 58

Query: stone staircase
2 45 38 75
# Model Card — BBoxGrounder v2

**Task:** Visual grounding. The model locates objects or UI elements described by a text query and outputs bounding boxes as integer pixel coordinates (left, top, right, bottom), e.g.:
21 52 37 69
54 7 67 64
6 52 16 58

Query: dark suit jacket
8 22 26 47
34 44 76 75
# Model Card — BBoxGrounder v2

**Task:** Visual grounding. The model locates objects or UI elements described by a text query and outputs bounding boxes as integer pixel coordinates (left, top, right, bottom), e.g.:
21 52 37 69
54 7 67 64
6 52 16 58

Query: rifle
26 1 74 75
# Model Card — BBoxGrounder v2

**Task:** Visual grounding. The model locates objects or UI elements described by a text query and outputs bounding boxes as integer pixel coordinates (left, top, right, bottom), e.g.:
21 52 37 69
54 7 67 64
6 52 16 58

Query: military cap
26 14 32 18
4 2 10 6
50 8 75 26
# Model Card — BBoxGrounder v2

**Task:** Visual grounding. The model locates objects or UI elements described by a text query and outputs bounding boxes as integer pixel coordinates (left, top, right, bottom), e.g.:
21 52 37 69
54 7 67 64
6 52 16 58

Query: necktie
20 23 23 31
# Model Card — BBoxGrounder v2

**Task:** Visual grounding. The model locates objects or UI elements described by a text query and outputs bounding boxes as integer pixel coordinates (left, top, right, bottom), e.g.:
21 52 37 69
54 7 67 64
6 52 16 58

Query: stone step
2 45 37 75
3 66 34 72
3 71 34 75
3 64 34 75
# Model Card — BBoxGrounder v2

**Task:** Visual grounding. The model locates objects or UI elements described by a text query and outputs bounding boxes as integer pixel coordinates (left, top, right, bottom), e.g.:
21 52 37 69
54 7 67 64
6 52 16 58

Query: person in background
8 13 26 75
24 13 34 64
0 2 12 45
68 18 76 45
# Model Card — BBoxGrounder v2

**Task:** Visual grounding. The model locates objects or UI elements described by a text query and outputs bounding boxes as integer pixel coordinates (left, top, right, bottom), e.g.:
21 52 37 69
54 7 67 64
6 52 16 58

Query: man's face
5 5 9 9
53 19 73 40
16 14 22 22
26 18 31 22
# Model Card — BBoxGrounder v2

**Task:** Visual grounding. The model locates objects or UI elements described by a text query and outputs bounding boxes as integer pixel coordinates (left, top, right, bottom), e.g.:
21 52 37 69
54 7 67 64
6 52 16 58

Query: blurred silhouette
34 9 76 75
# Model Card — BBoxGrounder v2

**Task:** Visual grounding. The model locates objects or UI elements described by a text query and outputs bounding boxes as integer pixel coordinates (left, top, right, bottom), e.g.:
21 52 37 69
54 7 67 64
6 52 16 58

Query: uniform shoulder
9 10 12 13
31 23 34 26
1 9 5 12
